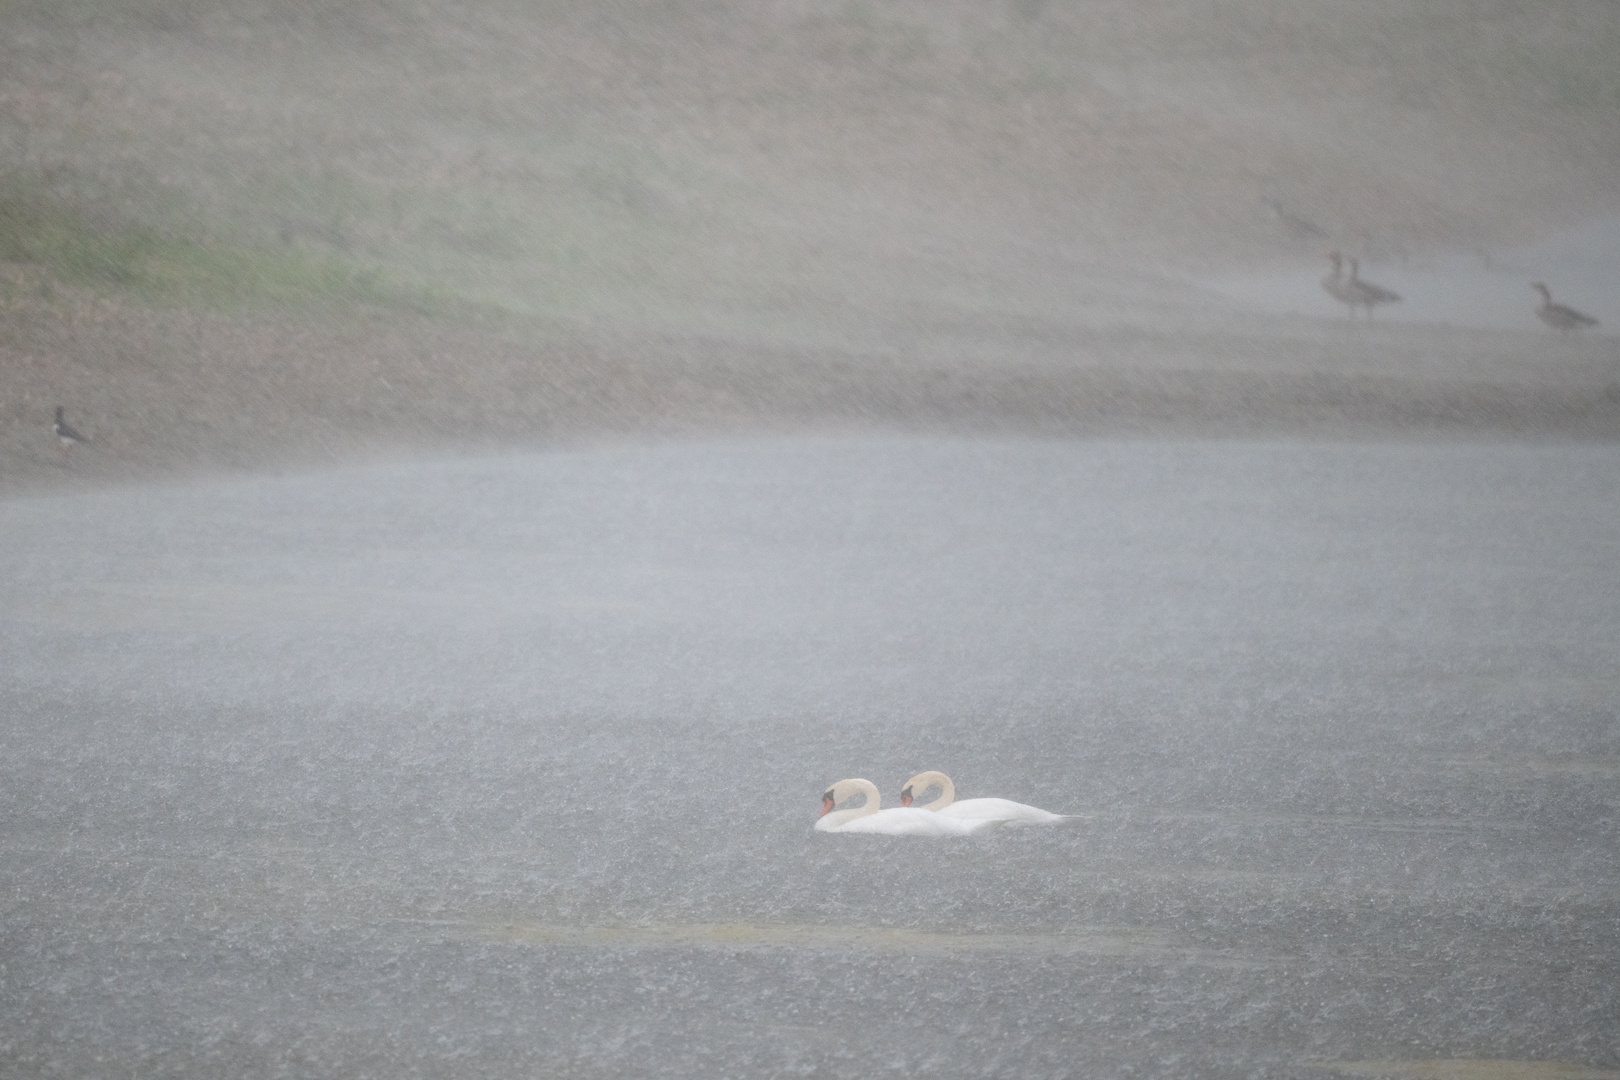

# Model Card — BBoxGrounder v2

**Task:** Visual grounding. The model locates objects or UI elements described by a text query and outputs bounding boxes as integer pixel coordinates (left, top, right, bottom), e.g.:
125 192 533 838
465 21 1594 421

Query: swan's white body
900 771 1074 825
815 778 998 836
941 797 1068 824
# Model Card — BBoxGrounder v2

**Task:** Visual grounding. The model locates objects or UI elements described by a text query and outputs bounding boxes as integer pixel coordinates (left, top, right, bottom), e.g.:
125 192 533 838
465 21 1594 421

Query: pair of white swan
815 771 1074 836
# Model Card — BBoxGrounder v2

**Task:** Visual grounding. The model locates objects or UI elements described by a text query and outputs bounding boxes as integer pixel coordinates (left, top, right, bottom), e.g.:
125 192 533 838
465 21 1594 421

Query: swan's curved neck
902 771 955 812
819 778 882 829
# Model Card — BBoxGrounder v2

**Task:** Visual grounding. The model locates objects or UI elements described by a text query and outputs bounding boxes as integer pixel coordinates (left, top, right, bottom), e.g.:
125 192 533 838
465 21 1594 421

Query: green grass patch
0 180 476 318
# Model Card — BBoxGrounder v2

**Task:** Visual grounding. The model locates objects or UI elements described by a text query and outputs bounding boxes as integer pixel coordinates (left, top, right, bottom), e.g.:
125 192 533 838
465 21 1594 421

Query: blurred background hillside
3 0 1619 487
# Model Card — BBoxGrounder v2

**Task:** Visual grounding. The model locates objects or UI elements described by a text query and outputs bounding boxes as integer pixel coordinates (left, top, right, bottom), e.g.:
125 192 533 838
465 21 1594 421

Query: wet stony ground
4 274 1618 496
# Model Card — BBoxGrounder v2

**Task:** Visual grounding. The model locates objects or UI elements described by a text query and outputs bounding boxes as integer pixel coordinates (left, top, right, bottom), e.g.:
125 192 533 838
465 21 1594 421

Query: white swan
900 771 1075 825
815 778 998 836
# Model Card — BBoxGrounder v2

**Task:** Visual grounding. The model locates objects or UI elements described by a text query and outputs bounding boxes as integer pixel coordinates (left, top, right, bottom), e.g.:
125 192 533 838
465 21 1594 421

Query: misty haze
1 3 1617 1079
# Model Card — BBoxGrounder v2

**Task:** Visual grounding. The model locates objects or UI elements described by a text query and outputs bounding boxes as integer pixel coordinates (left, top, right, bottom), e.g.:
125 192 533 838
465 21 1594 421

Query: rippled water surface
2 439 1617 1078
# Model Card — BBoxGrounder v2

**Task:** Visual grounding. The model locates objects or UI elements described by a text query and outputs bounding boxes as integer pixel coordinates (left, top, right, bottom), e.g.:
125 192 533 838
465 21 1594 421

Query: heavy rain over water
2 438 1617 1078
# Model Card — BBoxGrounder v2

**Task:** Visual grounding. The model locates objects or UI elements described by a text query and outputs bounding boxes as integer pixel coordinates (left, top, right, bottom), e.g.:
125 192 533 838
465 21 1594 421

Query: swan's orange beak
900 786 913 807
819 792 835 817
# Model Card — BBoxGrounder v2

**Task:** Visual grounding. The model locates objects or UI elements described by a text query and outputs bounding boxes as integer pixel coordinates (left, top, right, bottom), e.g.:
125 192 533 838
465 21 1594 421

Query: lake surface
2 438 1616 1079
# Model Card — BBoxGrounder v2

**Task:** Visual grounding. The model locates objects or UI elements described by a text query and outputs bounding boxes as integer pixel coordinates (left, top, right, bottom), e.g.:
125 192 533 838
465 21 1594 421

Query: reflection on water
1311 1062 1620 1080
448 920 1175 957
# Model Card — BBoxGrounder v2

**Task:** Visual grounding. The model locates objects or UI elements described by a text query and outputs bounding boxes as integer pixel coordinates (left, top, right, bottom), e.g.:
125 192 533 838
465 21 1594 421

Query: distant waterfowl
815 778 997 836
1532 283 1598 331
1263 196 1328 242
53 406 88 454
1322 251 1358 315
900 771 1075 825
1345 258 1401 319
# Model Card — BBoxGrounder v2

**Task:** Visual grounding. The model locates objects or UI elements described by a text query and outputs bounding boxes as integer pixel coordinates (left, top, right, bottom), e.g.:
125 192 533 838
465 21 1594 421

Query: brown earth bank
4 270 1618 496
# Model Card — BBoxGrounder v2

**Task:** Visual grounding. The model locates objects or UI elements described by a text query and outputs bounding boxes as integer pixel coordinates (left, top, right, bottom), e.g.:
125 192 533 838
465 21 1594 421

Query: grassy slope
4 0 1618 323
1 0 1618 490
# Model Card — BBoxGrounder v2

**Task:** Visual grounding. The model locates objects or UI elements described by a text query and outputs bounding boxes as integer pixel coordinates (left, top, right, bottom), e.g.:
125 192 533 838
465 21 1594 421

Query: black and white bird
53 406 88 452
1345 258 1401 319
1532 283 1598 331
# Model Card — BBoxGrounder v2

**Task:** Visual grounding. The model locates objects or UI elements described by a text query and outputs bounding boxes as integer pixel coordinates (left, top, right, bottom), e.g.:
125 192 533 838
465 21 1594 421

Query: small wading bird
1322 251 1358 316
53 406 88 456
1345 257 1401 319
1531 283 1598 331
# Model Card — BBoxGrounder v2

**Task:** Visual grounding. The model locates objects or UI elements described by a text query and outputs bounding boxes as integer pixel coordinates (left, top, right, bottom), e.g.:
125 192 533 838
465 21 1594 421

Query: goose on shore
1532 283 1598 331
1322 251 1358 316
1264 196 1328 242
1346 258 1401 319
53 407 88 454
